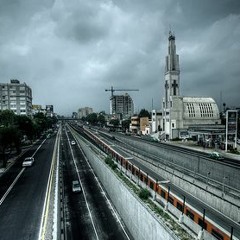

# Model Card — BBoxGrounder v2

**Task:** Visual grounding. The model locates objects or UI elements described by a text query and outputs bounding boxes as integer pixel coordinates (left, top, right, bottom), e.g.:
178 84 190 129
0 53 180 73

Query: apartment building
78 107 93 119
0 79 32 116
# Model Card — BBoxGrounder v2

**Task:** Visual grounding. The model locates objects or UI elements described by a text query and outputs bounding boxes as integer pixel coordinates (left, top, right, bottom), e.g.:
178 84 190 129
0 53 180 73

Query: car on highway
71 140 76 145
209 152 224 160
72 180 81 193
22 157 35 167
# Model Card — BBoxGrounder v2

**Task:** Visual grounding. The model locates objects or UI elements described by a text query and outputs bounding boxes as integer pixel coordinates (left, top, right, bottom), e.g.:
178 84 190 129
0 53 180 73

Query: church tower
162 31 180 139
159 31 220 140
164 31 180 107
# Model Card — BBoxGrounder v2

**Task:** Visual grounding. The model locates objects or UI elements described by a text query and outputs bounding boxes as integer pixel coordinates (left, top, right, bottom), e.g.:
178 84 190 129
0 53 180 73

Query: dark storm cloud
51 1 110 43
0 0 239 114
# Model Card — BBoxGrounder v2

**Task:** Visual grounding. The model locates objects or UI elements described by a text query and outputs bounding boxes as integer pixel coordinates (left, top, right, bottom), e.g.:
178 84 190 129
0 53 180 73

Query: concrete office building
154 32 221 139
0 79 32 116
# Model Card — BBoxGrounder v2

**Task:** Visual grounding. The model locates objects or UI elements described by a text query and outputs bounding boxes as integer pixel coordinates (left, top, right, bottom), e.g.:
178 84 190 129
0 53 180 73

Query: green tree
138 109 151 119
0 110 16 127
15 115 34 140
0 126 21 167
122 119 131 131
97 114 106 126
86 113 98 125
109 119 120 127
33 113 48 136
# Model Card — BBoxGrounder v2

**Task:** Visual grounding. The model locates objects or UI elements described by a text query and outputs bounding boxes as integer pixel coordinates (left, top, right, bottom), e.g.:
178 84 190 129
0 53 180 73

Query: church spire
166 31 180 73
163 31 180 112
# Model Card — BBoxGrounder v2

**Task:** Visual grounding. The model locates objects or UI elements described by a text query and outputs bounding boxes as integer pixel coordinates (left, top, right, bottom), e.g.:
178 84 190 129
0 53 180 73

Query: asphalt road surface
61 126 132 240
0 137 56 240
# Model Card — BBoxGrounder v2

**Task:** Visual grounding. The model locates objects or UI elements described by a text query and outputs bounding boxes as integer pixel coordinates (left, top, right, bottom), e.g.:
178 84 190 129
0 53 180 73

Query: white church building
152 32 221 140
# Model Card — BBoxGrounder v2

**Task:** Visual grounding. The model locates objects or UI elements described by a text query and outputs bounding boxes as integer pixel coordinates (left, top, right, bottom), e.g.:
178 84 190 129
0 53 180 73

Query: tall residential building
78 107 93 119
0 79 32 116
46 105 54 117
110 93 134 119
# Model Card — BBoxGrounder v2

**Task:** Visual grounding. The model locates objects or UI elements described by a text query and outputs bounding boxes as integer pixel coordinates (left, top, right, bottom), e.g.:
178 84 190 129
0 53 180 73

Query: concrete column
197 230 204 240
179 214 184 223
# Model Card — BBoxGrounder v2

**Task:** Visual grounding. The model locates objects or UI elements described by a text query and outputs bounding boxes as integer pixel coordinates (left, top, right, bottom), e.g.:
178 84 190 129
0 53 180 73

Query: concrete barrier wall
118 136 240 190
138 151 240 223
78 137 179 240
116 136 240 222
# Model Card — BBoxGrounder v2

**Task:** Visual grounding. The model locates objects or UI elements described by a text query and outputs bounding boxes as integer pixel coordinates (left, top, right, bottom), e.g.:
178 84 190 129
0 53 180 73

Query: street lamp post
154 179 158 201
165 185 170 211
158 180 170 211
179 195 185 223
222 176 228 195
206 171 210 190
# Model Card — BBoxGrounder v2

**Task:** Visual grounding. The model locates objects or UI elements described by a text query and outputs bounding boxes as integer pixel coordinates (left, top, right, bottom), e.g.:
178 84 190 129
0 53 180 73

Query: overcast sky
0 0 239 116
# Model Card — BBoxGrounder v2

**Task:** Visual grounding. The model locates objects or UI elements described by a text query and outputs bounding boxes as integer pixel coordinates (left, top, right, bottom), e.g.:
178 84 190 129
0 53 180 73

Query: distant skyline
0 0 240 115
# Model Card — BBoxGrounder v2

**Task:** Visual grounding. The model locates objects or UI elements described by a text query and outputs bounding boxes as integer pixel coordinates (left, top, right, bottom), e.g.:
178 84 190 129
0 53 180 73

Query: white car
22 157 34 167
72 180 81 193
209 152 224 160
71 140 76 145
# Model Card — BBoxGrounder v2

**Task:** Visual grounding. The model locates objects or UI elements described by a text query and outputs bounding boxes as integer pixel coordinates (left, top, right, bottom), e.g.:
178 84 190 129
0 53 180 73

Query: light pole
222 176 228 195
206 171 210 189
158 180 170 211
154 179 158 201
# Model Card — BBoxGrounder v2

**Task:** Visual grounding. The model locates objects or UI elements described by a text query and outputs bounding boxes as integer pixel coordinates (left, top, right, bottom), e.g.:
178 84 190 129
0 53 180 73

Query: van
72 180 81 193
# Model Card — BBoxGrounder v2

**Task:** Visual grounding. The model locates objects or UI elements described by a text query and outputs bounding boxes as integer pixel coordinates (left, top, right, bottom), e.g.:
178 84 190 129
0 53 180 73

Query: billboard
227 110 237 134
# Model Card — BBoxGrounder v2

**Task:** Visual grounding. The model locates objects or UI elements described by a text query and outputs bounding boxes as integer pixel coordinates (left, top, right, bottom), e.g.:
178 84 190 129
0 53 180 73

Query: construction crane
105 86 139 99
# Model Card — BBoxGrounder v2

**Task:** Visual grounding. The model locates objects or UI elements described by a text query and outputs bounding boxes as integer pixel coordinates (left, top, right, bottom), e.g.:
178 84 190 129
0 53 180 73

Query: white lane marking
0 139 46 207
0 168 25 206
66 127 100 240
69 126 131 240
38 131 60 240
32 139 46 157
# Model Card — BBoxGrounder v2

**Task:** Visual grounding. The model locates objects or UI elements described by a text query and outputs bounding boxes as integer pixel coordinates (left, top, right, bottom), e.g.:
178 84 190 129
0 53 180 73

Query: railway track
66 123 240 240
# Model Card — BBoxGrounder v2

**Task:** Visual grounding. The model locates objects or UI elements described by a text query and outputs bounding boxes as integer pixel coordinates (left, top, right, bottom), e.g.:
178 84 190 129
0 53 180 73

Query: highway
0 126 133 240
0 137 56 240
61 125 132 239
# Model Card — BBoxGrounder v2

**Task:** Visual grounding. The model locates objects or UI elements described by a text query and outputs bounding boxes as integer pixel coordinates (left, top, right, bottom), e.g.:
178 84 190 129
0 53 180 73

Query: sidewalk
0 154 19 177
168 140 240 161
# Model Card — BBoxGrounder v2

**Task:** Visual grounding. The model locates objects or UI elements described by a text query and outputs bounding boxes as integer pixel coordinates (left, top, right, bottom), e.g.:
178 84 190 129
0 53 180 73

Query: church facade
152 32 221 140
